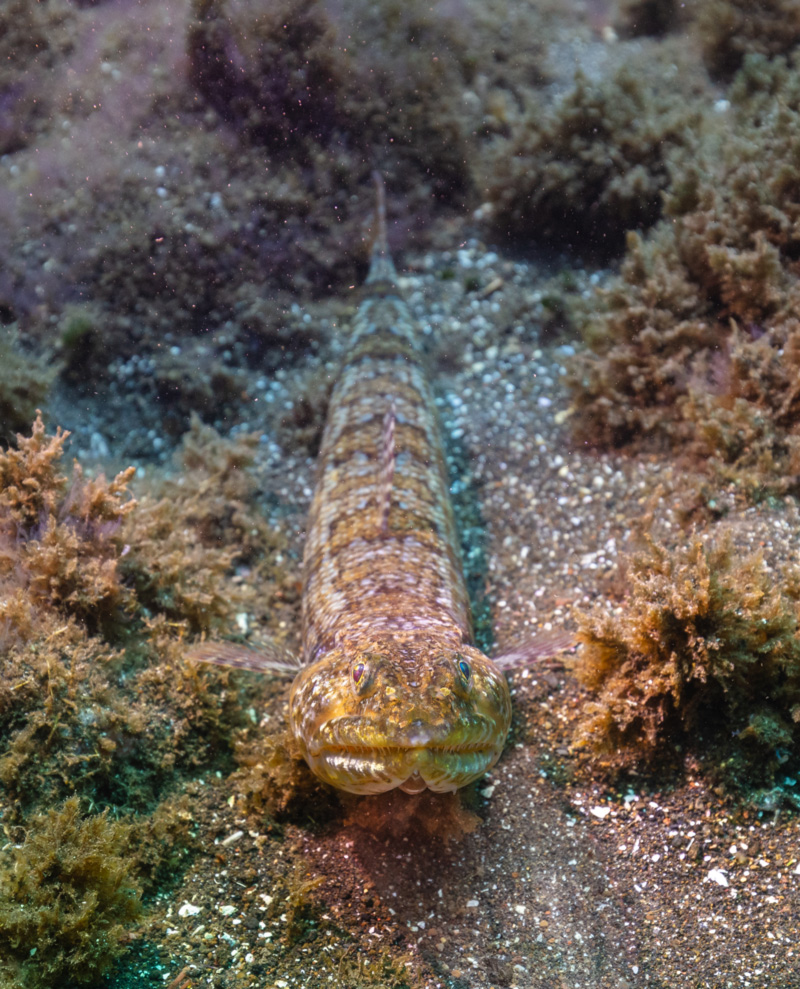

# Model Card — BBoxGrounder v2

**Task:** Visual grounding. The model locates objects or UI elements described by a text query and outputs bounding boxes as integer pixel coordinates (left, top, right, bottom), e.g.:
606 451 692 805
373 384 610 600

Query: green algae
0 798 142 989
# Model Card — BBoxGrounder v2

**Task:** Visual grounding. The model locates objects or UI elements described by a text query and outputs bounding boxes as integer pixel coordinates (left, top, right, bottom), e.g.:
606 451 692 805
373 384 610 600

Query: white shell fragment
220 829 245 847
177 901 202 918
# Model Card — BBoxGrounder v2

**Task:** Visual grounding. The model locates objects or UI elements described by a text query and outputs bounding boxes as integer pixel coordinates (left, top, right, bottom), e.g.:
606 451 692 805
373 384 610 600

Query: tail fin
367 171 398 285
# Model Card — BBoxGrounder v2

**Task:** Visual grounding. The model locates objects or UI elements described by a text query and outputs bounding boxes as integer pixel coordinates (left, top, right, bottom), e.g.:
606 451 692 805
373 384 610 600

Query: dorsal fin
378 399 396 535
367 171 398 286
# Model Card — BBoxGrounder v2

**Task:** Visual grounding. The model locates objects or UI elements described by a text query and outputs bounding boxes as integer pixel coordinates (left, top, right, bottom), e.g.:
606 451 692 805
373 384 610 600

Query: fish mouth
311 714 500 756
303 740 503 795
296 713 506 794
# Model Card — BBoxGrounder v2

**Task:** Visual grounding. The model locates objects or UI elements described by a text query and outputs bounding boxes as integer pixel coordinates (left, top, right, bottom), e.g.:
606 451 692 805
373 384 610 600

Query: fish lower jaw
398 772 428 794
304 744 501 795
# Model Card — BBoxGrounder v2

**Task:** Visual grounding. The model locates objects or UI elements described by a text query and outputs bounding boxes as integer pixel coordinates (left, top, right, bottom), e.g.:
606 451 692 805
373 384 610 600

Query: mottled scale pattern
301 290 472 663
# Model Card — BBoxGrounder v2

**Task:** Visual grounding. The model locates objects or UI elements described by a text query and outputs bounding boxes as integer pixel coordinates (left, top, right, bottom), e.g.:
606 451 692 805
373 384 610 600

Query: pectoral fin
492 627 576 671
187 640 301 677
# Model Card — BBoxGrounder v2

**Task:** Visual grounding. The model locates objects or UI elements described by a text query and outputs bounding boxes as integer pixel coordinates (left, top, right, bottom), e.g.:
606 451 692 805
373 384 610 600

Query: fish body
194 178 572 794
289 203 511 793
289 192 511 794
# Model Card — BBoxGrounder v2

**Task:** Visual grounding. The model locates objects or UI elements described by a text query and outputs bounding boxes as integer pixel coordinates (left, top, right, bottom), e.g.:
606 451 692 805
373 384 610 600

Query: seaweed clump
120 415 264 633
186 0 474 195
569 54 800 495
0 412 136 626
0 0 75 155
692 0 800 80
0 797 142 989
232 729 329 823
187 0 341 151
0 332 54 440
574 532 800 790
476 59 703 257
0 414 286 818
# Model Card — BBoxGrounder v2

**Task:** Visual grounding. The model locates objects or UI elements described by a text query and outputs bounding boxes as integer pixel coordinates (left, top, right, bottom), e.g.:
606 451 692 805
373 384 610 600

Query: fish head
289 637 512 795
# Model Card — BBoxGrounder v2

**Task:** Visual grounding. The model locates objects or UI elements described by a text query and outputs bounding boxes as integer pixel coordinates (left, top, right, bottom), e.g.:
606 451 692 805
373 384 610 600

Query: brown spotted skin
301 286 471 659
288 247 512 795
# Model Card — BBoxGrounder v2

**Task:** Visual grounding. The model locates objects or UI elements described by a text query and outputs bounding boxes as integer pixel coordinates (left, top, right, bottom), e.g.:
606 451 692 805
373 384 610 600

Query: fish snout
395 717 449 748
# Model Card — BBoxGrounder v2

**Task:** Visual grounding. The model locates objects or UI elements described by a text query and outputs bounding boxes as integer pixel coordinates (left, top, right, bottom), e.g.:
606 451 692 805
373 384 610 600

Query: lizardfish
194 175 571 795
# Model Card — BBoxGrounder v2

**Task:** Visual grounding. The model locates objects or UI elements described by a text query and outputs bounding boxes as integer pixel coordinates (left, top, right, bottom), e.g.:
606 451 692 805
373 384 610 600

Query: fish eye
457 658 471 680
350 656 376 695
